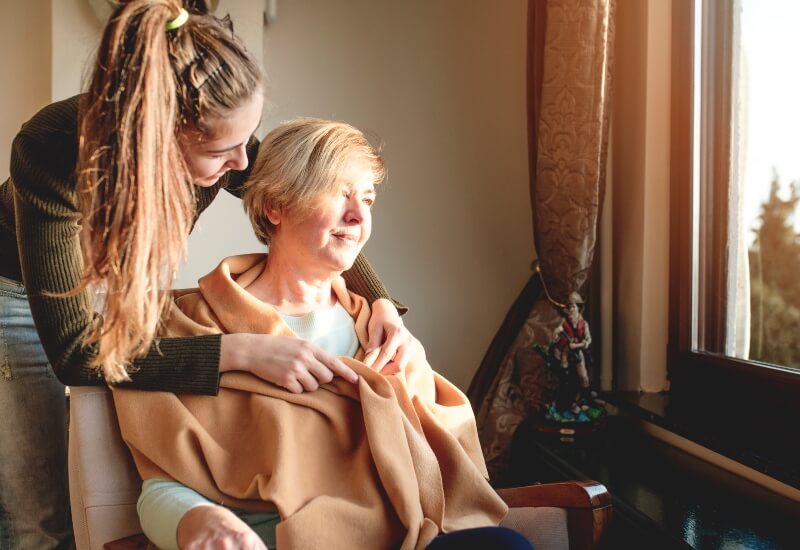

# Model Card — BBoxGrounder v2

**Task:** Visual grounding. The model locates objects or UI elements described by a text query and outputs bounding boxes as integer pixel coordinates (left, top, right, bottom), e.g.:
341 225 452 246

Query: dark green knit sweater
0 96 398 394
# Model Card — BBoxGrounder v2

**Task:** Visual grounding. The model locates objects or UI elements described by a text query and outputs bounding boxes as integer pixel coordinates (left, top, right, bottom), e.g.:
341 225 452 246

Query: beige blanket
113 254 507 550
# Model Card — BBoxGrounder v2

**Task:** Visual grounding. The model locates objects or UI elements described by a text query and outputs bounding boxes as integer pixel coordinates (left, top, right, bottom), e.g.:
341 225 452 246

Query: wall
51 0 97 101
0 1 51 181
611 0 671 392
51 0 265 101
1 0 533 390
259 0 532 388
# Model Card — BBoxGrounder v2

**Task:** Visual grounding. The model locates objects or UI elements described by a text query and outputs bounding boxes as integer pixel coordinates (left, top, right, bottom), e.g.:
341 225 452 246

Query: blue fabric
0 275 72 549
426 526 534 550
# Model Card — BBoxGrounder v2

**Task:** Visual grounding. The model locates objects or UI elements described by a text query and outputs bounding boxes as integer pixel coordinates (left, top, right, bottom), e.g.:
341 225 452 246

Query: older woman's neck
247 252 338 315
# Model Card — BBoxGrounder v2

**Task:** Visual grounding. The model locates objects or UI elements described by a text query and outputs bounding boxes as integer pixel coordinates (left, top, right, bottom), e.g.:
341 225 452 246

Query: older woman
113 119 530 550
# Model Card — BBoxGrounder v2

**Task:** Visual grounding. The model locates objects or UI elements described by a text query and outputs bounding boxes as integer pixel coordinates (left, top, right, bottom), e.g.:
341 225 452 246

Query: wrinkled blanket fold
113 254 507 550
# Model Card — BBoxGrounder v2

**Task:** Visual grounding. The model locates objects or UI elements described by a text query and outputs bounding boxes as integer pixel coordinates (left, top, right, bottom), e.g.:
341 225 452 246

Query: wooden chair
497 481 612 550
68 386 611 550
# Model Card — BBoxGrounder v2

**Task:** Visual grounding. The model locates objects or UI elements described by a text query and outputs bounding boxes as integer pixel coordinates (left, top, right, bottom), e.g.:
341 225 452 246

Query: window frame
668 0 800 488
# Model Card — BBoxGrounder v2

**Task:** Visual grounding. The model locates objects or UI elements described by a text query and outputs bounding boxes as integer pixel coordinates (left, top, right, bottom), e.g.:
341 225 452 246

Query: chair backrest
68 385 144 550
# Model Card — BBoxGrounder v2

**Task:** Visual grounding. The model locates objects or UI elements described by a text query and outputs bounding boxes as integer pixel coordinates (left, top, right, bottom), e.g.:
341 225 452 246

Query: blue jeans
427 527 533 549
0 275 72 549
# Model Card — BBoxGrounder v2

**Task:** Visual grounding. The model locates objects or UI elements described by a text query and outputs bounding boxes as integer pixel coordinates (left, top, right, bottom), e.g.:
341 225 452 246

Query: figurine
552 291 592 402
534 291 605 426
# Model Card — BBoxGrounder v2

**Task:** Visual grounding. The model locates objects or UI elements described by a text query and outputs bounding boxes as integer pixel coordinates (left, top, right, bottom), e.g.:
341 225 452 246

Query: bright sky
739 0 800 241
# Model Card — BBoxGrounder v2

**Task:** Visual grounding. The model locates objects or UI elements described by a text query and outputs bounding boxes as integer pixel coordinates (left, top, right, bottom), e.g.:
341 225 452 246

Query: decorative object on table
531 290 606 437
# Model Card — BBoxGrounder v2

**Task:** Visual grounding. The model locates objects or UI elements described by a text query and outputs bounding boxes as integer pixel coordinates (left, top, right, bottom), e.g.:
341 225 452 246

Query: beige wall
50 0 265 101
0 1 51 181
1 0 533 390
259 0 532 388
611 0 671 392
51 0 97 101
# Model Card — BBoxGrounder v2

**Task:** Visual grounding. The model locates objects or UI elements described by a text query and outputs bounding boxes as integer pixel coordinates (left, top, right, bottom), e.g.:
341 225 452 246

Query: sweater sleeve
10 107 221 395
223 137 407 314
342 253 407 314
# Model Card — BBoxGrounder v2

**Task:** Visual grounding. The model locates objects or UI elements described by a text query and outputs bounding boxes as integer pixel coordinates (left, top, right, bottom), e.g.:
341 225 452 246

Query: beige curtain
468 0 614 482
726 0 750 359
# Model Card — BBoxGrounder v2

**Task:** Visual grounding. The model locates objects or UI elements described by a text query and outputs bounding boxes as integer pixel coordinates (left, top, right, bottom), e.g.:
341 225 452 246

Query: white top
279 300 360 358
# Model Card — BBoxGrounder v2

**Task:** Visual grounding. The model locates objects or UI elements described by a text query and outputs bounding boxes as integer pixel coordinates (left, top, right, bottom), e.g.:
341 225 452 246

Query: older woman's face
270 160 376 274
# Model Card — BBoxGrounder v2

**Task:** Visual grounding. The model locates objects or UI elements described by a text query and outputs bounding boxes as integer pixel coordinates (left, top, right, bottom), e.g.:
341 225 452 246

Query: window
669 0 799 488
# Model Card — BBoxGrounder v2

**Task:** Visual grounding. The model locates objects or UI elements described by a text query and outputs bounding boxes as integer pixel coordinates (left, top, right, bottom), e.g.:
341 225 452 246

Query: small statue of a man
551 291 594 414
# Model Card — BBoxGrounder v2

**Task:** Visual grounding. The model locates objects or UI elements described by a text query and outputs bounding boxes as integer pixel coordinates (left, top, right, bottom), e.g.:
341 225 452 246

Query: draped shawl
113 254 507 550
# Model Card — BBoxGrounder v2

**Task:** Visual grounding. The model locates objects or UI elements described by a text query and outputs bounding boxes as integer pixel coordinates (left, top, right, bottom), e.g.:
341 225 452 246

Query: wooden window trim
668 0 800 488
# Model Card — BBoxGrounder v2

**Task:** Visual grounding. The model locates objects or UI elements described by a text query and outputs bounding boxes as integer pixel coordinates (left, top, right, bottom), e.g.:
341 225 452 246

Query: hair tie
166 8 189 31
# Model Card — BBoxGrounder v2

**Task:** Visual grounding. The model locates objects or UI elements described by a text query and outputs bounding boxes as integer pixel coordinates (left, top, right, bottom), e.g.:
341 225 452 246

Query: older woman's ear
265 208 281 226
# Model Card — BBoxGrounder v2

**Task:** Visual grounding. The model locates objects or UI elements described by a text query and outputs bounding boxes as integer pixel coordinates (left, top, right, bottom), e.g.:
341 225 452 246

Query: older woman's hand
177 504 267 549
220 333 359 393
364 298 416 373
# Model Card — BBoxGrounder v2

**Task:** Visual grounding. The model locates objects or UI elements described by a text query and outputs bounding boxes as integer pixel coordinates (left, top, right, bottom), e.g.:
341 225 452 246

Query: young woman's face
268 161 377 275
179 91 264 187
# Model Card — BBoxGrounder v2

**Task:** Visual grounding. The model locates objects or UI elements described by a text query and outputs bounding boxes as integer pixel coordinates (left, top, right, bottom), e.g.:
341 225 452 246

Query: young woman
0 2 410 548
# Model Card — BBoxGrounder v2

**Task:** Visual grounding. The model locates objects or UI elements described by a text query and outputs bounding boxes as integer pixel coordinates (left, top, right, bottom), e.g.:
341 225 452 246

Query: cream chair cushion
501 506 569 550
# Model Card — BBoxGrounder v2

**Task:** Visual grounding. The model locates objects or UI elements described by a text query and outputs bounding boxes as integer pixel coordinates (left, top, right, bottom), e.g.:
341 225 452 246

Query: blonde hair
243 118 385 245
76 0 263 382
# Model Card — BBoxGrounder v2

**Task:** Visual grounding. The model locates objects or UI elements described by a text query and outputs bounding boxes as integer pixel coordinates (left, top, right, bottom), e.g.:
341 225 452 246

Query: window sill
508 411 799 549
602 390 800 491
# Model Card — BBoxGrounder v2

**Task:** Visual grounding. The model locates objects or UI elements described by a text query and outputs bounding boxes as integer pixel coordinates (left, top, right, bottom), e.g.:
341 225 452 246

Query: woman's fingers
390 336 417 372
365 298 416 372
279 343 357 392
362 347 381 367
294 369 320 393
311 348 358 384
220 334 357 392
369 322 417 373
368 337 400 372
366 298 395 352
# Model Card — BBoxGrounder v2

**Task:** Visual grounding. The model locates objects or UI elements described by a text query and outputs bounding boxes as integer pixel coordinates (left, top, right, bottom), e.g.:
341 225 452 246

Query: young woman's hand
220 334 358 393
363 298 417 373
177 504 267 549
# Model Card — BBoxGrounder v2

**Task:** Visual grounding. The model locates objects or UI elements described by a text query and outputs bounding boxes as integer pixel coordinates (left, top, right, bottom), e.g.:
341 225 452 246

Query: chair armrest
104 483 613 550
497 481 612 550
496 480 610 509
103 533 151 550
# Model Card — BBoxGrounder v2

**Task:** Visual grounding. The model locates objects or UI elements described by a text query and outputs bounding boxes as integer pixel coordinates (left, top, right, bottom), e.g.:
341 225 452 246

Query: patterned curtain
468 0 614 482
